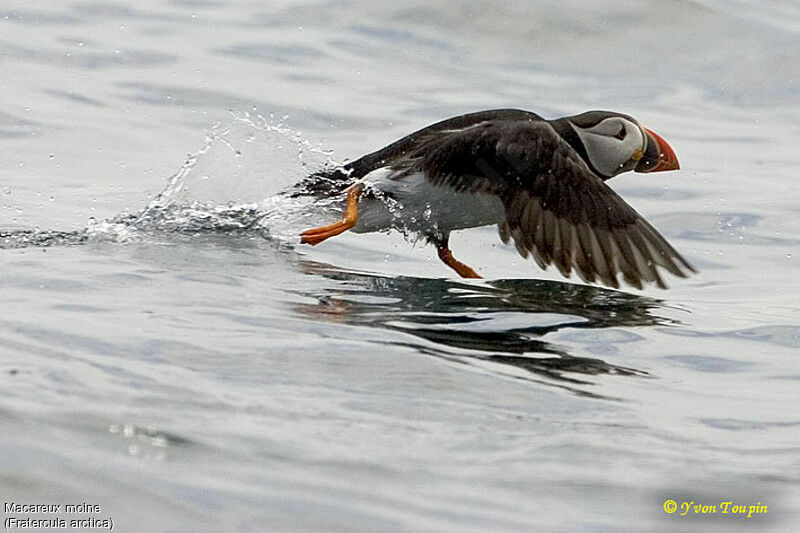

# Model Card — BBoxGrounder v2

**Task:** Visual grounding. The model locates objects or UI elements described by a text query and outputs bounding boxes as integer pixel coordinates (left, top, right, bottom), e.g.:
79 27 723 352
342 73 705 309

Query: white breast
351 169 506 237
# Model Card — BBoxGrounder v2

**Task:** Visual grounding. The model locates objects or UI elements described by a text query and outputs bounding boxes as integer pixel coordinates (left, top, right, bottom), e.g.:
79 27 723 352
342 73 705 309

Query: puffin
298 109 695 289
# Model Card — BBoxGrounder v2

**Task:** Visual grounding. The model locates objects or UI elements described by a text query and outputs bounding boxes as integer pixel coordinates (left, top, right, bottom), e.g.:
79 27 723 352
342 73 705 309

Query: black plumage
298 109 696 289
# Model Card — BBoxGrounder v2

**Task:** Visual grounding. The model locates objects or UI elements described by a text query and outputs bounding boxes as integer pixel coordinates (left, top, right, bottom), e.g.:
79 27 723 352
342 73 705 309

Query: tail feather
290 167 355 198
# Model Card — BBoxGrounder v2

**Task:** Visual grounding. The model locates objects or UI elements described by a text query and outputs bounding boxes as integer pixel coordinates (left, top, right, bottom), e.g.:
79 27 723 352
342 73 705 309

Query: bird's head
559 111 680 180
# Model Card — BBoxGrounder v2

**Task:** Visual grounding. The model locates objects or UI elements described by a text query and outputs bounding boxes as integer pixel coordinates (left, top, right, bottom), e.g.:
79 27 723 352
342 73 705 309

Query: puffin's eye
614 125 627 140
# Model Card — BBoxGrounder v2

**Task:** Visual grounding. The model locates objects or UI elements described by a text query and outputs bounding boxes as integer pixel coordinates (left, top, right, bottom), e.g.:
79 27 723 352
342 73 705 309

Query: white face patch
571 117 645 177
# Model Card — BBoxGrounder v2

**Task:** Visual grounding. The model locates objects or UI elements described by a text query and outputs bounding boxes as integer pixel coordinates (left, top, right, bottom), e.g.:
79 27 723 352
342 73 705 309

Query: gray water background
1 1 799 531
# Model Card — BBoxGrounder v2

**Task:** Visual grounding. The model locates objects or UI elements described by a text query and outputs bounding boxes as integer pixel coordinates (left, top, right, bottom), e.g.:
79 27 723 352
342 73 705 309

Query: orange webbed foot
299 184 364 246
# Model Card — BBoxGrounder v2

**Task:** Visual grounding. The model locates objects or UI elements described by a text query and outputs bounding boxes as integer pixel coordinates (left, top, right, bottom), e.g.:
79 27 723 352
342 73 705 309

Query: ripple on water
665 325 800 349
662 355 754 373
108 423 196 461
658 212 800 246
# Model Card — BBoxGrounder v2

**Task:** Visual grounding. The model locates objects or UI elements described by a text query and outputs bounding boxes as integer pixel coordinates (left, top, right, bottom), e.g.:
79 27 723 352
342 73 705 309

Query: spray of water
1 114 345 249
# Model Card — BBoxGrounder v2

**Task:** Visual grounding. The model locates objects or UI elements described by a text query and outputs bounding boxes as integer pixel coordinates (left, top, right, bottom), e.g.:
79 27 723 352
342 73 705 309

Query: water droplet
2 187 10 195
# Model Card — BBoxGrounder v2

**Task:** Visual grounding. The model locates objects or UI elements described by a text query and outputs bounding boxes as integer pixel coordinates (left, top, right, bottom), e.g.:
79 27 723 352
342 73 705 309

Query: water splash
1 113 345 249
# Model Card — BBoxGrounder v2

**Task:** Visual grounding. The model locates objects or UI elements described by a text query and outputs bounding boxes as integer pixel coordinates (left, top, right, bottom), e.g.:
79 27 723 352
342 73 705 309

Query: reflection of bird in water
293 261 677 397
296 109 696 289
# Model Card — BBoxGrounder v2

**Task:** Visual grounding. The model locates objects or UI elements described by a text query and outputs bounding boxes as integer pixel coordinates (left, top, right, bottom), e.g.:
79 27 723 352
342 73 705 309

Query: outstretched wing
345 109 545 178
404 120 696 289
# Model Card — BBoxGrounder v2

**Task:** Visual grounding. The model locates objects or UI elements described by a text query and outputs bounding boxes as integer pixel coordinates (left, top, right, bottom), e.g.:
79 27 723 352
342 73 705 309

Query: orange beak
642 128 680 172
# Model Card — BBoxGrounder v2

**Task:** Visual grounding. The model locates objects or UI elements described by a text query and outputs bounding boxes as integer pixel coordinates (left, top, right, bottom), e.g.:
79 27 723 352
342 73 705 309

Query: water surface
1 1 799 531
